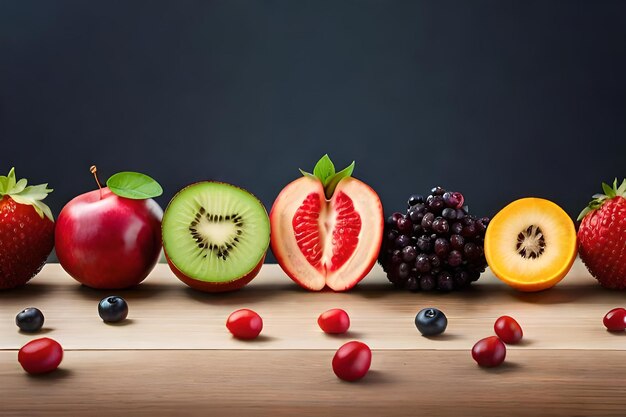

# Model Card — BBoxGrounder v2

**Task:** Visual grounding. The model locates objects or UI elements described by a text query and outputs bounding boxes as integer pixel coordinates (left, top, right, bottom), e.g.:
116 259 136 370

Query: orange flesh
484 198 577 292
293 191 362 274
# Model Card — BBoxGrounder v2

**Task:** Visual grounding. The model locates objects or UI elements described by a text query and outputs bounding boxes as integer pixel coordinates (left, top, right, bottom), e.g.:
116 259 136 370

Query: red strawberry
577 179 626 289
0 168 55 289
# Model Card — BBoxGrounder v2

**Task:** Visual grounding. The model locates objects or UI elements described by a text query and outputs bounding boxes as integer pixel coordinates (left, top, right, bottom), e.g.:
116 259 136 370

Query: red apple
55 178 162 289
270 155 384 291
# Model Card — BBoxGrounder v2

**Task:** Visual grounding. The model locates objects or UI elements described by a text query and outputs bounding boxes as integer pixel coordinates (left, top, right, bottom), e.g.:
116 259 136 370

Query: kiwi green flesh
162 182 270 283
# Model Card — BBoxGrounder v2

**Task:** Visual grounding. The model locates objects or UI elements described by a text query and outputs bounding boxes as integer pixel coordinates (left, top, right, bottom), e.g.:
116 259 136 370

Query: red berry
318 309 350 334
472 336 506 367
332 341 371 382
577 180 626 289
603 308 626 331
0 191 55 290
18 337 63 374
226 309 263 340
494 315 523 344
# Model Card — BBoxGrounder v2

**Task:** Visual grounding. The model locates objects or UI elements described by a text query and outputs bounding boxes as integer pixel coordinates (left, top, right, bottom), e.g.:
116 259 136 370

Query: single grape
397 217 413 233
395 235 410 248
420 274 436 291
415 254 431 273
464 242 479 260
451 222 463 235
450 234 464 250
461 224 477 238
409 209 422 222
434 238 450 258
429 254 441 268
454 270 470 288
408 195 424 206
397 262 410 279
421 212 435 230
437 271 454 291
402 246 417 262
417 235 431 251
428 197 444 213
406 277 419 291
390 250 402 265
432 217 449 234
447 250 463 267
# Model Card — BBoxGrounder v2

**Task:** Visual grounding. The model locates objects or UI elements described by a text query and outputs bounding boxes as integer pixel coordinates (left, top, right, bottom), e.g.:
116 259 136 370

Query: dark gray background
1 1 625 262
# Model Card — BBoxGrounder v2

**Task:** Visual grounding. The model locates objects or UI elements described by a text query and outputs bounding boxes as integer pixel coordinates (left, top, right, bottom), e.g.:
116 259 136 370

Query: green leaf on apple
107 172 163 200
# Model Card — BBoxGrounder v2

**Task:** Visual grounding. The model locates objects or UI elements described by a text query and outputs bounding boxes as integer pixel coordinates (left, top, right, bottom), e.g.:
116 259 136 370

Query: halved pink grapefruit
270 155 383 291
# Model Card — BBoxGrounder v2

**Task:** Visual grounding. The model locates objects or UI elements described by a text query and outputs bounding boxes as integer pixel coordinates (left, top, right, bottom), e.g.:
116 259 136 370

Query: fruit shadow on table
182 280 306 306
504 282 606 305
0 282 56 301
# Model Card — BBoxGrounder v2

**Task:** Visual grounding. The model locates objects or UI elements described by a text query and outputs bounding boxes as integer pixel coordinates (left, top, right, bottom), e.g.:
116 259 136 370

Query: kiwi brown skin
162 180 270 292
165 251 265 292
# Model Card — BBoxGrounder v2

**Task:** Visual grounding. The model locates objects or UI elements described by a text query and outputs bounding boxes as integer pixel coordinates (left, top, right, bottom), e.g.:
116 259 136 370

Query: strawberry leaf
13 178 27 194
602 182 615 198
6 167 16 191
577 206 593 221
0 168 54 221
617 179 626 196
579 178 626 222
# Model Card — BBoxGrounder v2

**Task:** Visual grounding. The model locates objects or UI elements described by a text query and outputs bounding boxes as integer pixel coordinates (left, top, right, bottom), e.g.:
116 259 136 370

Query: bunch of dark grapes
379 187 490 292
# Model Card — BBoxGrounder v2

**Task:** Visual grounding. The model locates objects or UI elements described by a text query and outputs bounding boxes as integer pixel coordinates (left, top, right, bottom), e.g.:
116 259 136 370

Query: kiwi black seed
162 182 270 283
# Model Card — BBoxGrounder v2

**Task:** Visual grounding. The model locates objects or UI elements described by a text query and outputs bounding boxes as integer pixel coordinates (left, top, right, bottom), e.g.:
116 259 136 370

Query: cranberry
18 338 63 374
494 316 523 344
226 309 263 340
318 309 350 334
472 336 506 367
603 308 626 331
332 341 371 382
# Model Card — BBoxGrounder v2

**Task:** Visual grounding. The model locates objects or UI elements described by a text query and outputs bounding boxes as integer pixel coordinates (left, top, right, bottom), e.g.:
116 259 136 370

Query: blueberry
442 208 457 220
415 308 447 336
16 307 44 332
408 194 424 206
98 296 129 323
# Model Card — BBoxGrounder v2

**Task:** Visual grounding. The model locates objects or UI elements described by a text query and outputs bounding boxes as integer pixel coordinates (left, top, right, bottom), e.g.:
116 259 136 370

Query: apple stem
90 165 103 199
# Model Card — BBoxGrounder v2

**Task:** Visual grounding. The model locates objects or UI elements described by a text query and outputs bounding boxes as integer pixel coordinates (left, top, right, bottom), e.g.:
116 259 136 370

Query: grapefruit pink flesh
270 176 383 291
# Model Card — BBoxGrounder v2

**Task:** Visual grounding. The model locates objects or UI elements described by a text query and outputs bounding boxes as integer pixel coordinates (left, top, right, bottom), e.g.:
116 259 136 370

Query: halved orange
484 198 577 292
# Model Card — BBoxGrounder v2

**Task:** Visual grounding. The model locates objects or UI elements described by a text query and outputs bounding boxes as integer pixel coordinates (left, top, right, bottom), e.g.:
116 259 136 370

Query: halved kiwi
162 181 270 292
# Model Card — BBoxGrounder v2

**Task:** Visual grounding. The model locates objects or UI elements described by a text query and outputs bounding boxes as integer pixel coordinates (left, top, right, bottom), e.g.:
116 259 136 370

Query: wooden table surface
2 261 626 416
